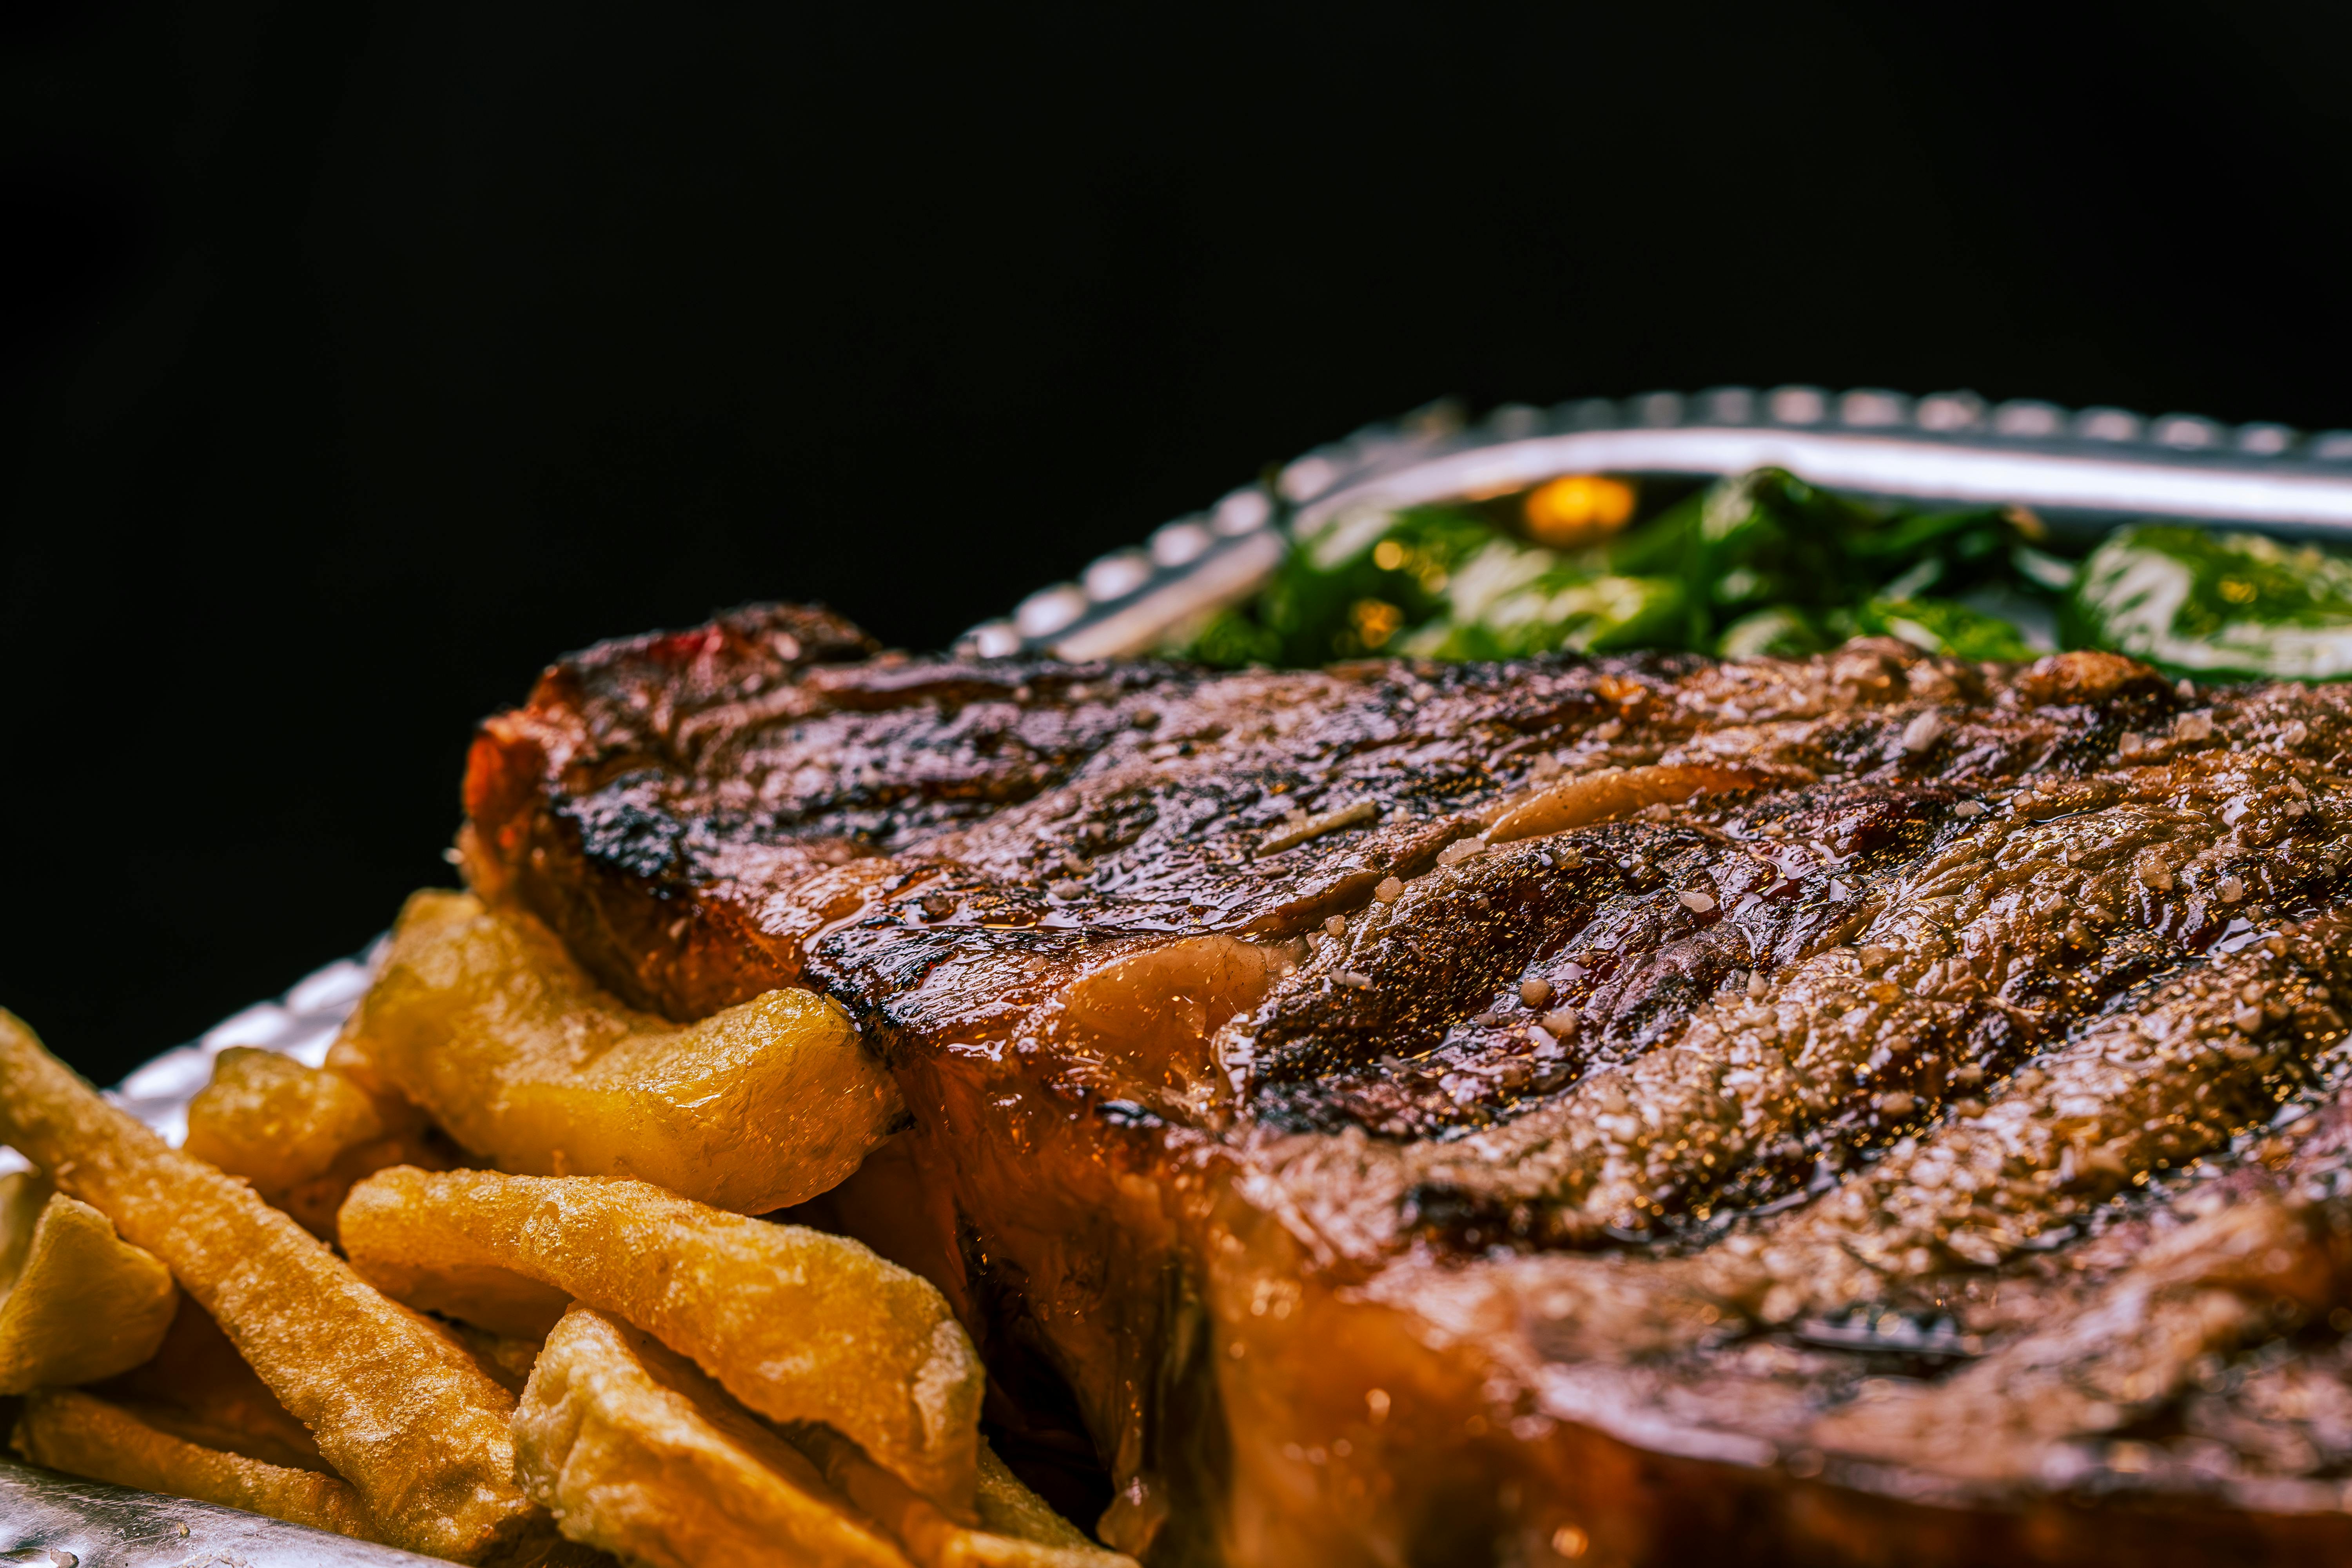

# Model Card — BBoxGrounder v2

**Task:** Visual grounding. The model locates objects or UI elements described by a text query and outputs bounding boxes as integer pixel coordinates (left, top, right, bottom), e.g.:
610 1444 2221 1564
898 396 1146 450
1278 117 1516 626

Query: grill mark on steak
1378 751 2352 1245
1236 781 1969 1142
1811 1187 2352 1485
1433 916 2352 1374
1732 914 2352 1310
463 605 2352 1565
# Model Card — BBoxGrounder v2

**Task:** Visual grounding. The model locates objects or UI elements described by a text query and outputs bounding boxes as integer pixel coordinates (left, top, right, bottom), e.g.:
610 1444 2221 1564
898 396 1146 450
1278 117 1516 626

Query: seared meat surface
465 604 2352 1565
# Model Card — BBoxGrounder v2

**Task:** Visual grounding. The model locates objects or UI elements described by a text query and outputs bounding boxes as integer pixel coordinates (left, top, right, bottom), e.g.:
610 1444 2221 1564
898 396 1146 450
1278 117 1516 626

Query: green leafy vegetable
2063 524 2352 681
1178 462 2352 679
1850 597 2039 662
1226 504 1498 665
1715 605 1831 659
1401 571 1686 659
1631 468 1883 648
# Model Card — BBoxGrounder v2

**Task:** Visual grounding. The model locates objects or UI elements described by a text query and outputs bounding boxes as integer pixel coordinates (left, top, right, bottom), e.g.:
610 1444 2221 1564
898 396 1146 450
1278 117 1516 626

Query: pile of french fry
0 889 1133 1568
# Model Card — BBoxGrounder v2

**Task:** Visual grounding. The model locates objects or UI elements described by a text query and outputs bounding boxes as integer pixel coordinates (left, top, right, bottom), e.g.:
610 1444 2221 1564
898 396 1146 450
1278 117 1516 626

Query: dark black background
6 1 2350 1083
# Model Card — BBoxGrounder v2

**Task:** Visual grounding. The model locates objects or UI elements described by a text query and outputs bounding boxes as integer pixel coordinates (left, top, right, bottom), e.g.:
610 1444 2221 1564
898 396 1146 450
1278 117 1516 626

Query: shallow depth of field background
6 2 2351 1079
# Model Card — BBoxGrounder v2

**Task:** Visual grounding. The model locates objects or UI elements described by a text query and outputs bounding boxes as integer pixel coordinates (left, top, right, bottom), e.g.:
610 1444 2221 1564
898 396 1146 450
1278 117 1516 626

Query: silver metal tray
962 385 2352 664
15 385 2352 1561
0 1458 443 1566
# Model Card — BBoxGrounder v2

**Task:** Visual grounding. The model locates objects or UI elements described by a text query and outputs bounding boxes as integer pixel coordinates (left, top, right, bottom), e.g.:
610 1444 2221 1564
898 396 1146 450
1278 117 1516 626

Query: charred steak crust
466 603 2352 1566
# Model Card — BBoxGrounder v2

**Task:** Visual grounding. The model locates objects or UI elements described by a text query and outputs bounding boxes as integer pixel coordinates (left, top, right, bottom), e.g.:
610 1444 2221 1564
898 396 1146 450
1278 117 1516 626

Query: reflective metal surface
0 1457 443 1566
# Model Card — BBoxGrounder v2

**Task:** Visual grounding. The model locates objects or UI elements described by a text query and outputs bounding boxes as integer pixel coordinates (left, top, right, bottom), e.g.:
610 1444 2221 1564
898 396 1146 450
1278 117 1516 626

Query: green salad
1180 467 2352 682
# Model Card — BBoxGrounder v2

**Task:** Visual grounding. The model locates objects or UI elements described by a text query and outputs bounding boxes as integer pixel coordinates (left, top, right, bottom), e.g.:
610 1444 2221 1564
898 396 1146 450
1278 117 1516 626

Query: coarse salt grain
1679 890 1717 913
1899 710 1947 754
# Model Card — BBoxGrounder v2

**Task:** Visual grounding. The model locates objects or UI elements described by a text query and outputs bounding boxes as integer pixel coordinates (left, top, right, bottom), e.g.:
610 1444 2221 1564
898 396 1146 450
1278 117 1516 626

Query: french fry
796 1423 1141 1568
183 1047 449 1239
11 1388 378 1542
516 1304 911 1568
0 1009 537 1563
97 1293 326 1471
0 1172 178 1393
183 1048 386 1194
973 1446 1129 1564
340 1167 984 1508
339 890 903 1214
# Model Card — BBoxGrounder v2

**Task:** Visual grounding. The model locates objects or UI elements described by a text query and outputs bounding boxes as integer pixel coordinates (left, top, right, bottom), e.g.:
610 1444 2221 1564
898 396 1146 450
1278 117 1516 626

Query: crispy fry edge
340 1167 985 1508
0 1176 178 1394
0 1009 539 1563
345 890 904 1213
515 1303 913 1568
12 1388 381 1543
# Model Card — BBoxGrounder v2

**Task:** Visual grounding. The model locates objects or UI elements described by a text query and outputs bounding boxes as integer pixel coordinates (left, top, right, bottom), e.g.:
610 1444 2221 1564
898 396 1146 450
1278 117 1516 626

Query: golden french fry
0 1009 537 1563
973 1446 1129 1563
517 1304 911 1568
183 1048 449 1239
338 890 903 1215
11 1388 378 1543
101 1296 540 1468
797 1423 1140 1568
0 1172 177 1393
184 1048 386 1194
340 1167 984 1508
97 1293 325 1471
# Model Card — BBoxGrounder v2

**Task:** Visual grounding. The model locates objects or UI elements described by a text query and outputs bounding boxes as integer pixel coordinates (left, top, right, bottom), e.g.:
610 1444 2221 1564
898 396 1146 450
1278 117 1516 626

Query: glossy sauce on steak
463 604 2352 1566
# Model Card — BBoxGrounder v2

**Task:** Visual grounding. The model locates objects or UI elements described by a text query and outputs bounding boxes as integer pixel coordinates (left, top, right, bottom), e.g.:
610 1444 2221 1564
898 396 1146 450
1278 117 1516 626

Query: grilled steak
463 604 2352 1566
